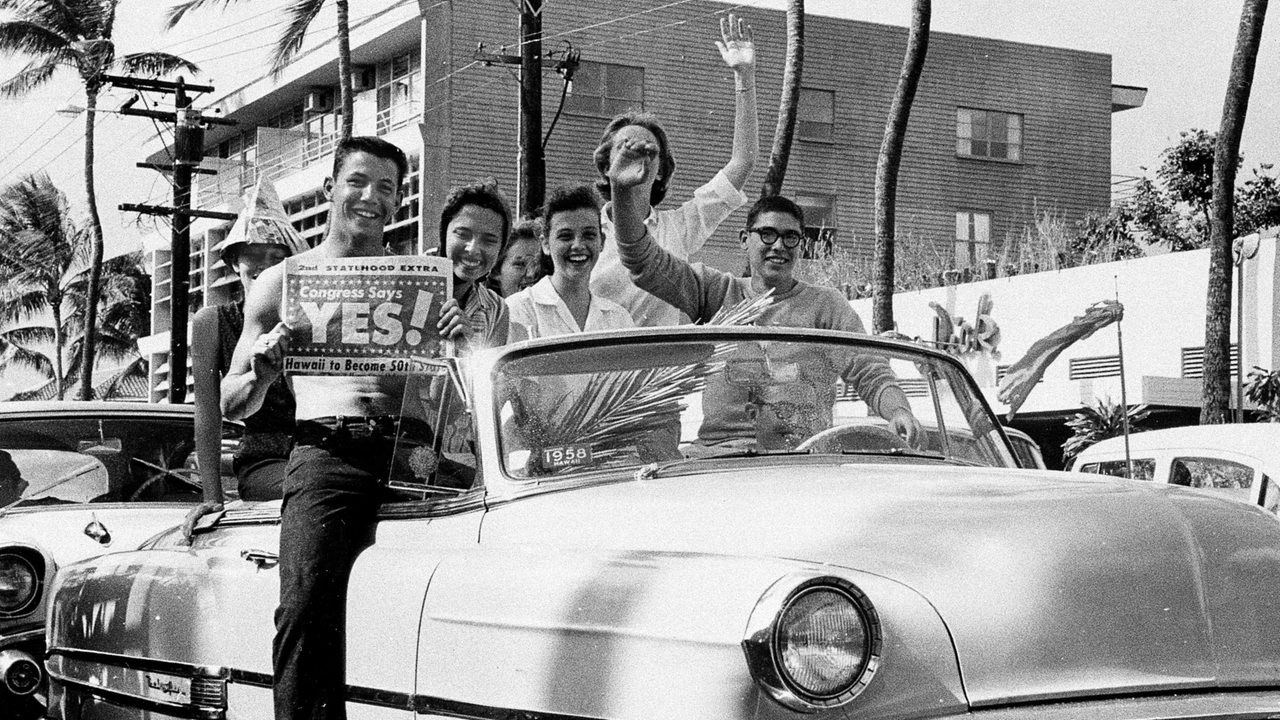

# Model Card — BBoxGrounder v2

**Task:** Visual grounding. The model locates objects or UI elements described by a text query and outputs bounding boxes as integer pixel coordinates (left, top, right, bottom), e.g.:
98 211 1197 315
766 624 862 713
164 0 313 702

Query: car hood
0 504 190 567
481 462 1280 706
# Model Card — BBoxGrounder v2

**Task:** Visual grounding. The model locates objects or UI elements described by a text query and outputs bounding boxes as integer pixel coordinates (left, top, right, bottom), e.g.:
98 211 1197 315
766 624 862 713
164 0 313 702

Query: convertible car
0 401 242 718
43 327 1280 720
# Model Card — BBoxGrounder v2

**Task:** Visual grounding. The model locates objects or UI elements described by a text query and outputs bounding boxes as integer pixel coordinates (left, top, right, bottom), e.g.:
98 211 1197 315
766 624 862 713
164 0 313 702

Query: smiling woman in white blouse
507 185 634 339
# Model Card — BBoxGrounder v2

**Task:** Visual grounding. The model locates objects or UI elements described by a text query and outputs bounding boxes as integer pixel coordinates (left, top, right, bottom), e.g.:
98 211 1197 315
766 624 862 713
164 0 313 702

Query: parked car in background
0 401 242 718
43 327 1280 720
1072 423 1280 513
1004 426 1047 470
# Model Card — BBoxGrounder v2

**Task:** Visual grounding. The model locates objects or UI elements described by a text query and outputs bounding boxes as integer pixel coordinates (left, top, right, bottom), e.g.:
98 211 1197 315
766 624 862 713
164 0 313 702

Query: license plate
540 444 593 470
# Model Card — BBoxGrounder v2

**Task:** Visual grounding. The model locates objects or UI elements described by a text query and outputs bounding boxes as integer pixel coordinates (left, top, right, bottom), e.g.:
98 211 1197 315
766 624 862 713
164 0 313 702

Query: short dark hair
331 136 409 187
542 184 603 232
592 111 677 206
486 216 550 294
746 195 805 229
438 178 512 255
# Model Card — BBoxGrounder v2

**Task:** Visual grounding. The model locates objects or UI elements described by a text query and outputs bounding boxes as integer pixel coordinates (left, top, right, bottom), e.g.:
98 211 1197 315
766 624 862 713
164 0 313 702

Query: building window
795 194 837 258
954 210 990 267
376 48 420 135
217 132 257 191
304 110 340 164
566 61 643 117
956 108 1022 161
797 88 835 142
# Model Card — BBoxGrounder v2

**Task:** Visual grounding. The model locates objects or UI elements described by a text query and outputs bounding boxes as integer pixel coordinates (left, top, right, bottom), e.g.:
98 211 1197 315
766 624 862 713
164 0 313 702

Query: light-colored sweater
618 228 912 447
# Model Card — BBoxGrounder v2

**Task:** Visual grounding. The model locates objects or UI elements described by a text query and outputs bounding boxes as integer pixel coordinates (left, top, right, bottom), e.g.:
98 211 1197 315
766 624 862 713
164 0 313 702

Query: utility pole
518 0 544 216
109 74 237 403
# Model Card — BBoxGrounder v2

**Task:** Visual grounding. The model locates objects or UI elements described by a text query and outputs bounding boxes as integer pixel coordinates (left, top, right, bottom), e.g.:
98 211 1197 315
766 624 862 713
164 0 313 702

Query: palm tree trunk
78 88 103 401
336 0 354 142
761 0 804 197
872 0 931 333
1202 0 1267 424
53 305 65 399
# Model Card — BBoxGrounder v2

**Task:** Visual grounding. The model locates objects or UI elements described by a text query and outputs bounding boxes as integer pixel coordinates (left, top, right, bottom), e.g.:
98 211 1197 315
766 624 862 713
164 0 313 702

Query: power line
0 88 83 169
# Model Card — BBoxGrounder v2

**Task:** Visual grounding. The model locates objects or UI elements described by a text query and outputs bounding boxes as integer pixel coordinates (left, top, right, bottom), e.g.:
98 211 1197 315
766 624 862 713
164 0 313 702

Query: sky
1 0 1276 258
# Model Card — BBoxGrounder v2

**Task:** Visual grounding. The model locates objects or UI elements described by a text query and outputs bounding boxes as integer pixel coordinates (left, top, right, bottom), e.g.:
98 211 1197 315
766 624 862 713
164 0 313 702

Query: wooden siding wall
429 0 1113 272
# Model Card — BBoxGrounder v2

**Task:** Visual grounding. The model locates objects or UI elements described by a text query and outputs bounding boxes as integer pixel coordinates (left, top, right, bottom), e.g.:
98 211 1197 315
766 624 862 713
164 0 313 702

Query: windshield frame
469 326 1018 502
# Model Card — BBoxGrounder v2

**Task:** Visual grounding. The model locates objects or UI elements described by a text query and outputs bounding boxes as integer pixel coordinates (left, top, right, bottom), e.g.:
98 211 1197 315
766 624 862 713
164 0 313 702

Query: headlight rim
742 572 882 713
0 551 43 618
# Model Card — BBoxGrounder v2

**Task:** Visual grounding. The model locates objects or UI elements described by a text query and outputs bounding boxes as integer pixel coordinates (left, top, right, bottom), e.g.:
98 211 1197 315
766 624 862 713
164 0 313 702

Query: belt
295 415 433 445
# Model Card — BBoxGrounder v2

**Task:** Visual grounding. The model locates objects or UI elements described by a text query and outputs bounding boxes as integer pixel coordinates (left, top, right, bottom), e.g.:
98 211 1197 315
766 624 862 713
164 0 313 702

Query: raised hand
715 13 755 73
607 136 659 189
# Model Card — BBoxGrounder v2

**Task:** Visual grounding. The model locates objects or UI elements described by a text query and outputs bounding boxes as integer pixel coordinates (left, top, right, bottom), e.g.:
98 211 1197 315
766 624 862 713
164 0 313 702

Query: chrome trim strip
48 647 228 679
0 627 43 649
741 572 883 713
217 668 604 717
52 677 224 720
414 695 606 720
46 647 227 719
227 669 415 711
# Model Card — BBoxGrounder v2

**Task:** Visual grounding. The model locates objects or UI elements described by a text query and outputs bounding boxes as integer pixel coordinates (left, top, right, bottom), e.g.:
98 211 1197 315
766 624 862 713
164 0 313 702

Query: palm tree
1202 0 1268 424
60 252 152 395
871 0 930 333
166 0 355 141
0 173 87 398
0 0 198 400
760 0 804 198
0 173 150 400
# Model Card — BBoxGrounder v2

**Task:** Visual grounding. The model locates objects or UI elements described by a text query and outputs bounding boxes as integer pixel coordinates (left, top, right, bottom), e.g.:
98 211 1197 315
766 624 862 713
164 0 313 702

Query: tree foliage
1061 398 1151 464
0 0 198 399
0 173 148 399
1133 129 1279 252
1244 366 1280 422
166 0 353 141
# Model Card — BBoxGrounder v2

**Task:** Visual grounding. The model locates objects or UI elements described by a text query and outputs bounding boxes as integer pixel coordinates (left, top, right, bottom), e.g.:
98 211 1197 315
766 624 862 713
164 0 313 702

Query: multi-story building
137 0 1142 399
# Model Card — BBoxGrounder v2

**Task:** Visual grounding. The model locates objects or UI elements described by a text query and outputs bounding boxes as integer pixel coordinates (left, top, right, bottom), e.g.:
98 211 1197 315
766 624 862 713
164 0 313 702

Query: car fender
414 546 967 719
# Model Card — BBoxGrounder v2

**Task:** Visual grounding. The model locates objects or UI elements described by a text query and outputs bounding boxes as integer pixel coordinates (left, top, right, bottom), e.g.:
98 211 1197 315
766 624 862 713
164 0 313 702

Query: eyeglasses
747 226 805 249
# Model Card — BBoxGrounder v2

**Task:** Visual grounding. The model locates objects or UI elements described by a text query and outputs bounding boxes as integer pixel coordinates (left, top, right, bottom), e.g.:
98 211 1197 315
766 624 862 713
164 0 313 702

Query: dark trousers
272 438 396 720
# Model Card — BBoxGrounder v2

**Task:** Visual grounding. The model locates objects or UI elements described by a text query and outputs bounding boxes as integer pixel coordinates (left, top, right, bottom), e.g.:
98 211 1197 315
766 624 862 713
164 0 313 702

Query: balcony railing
376 100 421 136
196 126 336 209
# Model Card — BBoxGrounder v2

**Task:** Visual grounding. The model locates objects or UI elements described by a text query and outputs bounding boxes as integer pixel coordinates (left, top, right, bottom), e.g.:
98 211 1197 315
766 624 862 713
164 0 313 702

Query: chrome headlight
743 574 881 712
0 552 42 617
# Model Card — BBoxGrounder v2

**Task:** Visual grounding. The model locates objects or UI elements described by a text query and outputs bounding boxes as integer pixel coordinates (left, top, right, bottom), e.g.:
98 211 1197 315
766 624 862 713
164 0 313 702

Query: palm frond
514 292 778 467
2 324 56 346
0 56 64 97
116 51 200 79
0 336 54 377
272 0 327 72
0 19 72 58
163 0 248 29
0 286 50 324
707 288 775 325
54 0 113 37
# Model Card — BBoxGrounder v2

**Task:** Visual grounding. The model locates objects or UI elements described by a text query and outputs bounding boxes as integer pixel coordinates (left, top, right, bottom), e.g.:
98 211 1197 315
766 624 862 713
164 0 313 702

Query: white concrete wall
851 233 1280 416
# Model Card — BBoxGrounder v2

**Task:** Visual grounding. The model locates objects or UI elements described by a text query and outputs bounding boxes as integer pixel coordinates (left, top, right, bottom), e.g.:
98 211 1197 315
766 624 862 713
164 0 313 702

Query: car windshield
491 334 1016 479
0 415 232 508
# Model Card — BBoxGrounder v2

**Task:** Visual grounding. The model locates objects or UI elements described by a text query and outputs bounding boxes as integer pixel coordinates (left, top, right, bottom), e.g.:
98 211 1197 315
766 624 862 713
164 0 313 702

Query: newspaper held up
282 255 453 376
